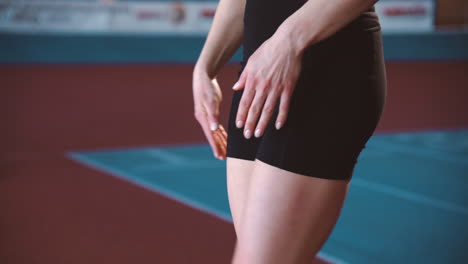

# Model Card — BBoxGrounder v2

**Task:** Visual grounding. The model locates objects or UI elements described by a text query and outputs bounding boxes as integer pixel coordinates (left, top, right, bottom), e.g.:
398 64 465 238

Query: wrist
274 17 318 58
194 61 215 79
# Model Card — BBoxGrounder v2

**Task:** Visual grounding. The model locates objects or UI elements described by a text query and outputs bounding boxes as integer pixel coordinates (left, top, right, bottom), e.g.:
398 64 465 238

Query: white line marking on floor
352 179 468 216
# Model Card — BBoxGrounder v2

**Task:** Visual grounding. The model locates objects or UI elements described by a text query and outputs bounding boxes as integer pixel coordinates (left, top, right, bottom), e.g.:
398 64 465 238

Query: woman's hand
192 68 227 160
232 35 303 139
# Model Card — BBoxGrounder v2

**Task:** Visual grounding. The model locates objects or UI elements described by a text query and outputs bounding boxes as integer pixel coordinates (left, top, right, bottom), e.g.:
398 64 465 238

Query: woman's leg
226 157 257 237
232 158 351 264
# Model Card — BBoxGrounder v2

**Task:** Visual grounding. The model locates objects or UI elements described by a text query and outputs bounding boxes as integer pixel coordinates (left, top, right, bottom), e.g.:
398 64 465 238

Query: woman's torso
241 0 381 66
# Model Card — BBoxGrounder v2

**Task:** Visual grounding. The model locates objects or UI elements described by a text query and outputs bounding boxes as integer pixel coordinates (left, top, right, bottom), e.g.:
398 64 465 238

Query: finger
218 125 228 159
203 93 220 131
195 111 223 159
254 88 280 137
275 89 292 130
217 125 227 147
213 126 226 147
218 134 227 160
212 130 226 159
206 123 223 159
219 124 228 139
213 125 227 155
244 85 269 139
235 76 256 129
233 68 247 91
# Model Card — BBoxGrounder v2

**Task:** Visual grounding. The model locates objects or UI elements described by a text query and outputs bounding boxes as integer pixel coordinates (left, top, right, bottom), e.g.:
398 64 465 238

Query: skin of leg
231 158 351 264
226 157 257 237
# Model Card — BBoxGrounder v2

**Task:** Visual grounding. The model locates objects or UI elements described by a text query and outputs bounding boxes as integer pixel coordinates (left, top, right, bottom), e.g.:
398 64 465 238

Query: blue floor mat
67 129 468 264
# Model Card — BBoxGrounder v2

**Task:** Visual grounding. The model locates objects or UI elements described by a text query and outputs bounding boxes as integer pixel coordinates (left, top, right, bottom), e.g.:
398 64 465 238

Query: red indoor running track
2 61 468 264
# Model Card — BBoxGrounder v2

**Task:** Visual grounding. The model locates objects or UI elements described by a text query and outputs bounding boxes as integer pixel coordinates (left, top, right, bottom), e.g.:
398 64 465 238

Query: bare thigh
226 157 256 237
232 159 351 264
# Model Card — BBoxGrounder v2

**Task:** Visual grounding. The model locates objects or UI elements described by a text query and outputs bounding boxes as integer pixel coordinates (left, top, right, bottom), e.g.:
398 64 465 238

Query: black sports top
241 0 380 67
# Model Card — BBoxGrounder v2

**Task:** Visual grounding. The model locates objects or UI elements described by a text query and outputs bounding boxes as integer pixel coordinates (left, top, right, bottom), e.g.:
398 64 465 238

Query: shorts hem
254 155 355 181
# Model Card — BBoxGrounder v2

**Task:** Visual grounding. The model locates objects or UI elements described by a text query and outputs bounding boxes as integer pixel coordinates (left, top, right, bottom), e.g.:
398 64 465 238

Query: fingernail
232 81 239 90
275 121 282 130
236 120 243 128
254 128 261 137
211 122 218 131
244 129 252 139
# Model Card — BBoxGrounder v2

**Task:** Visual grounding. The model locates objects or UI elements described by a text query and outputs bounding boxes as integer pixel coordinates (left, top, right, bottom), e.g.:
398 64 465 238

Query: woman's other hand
232 35 303 139
192 68 227 160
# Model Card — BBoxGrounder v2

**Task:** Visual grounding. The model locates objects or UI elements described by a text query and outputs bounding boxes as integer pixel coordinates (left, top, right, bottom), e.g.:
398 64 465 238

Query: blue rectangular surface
68 129 468 264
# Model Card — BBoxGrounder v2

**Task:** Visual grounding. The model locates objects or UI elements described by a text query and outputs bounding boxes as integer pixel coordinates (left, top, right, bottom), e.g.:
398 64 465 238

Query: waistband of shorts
366 6 375 12
342 5 380 33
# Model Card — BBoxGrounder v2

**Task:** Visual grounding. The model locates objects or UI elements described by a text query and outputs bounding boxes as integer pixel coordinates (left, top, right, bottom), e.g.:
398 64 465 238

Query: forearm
274 0 378 57
195 0 246 79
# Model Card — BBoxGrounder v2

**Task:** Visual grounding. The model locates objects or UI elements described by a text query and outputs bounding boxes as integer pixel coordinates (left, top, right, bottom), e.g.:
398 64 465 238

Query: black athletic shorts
226 1 387 181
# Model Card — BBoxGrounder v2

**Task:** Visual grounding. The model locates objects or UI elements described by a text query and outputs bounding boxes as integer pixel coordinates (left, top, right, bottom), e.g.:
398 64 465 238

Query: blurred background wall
436 0 468 27
1 1 467 264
